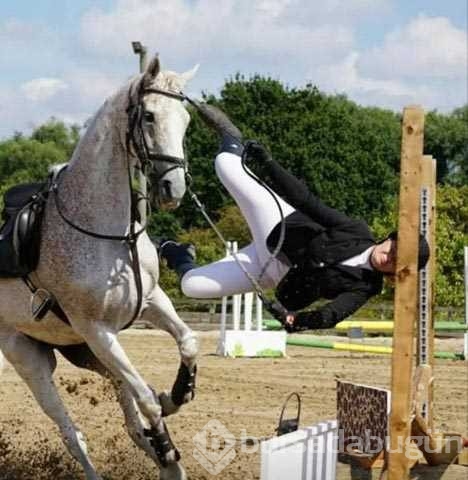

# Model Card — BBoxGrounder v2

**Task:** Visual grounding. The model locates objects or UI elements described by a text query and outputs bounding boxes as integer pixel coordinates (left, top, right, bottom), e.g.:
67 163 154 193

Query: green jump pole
335 320 468 333
264 319 468 333
286 335 464 360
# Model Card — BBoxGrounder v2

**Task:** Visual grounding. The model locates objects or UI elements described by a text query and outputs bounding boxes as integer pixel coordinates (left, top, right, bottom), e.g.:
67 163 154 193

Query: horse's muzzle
155 180 183 211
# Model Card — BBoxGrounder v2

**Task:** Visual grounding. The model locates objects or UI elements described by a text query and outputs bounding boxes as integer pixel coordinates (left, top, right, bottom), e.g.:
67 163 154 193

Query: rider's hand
283 312 298 333
286 311 323 332
245 141 272 164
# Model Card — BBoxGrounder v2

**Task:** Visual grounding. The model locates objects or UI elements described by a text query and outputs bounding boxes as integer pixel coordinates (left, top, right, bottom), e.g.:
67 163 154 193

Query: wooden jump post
337 106 466 475
388 106 430 479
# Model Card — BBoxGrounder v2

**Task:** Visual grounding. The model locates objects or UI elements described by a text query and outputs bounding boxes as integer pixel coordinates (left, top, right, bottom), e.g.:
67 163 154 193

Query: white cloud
359 15 467 80
0 2 466 139
314 52 414 97
311 45 467 112
64 69 124 104
79 0 358 61
309 15 468 112
20 78 69 102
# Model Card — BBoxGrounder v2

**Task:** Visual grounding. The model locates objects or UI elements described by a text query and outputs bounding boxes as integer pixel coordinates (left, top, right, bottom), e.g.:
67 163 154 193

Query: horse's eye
143 111 155 122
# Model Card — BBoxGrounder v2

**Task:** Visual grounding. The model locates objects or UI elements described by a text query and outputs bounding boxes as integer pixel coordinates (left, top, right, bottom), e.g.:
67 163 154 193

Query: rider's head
370 231 430 274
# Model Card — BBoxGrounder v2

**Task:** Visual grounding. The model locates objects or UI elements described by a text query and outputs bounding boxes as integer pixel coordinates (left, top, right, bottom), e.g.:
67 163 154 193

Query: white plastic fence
261 420 338 480
217 241 286 357
220 241 263 333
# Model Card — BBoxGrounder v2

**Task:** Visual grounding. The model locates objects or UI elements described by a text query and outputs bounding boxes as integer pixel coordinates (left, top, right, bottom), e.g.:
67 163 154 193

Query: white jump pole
217 241 231 355
232 241 241 331
464 246 468 360
256 295 263 331
244 292 253 331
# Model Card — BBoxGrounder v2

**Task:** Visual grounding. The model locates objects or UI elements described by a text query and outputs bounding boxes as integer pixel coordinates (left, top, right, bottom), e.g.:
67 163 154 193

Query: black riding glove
263 300 297 333
284 311 323 333
245 141 273 163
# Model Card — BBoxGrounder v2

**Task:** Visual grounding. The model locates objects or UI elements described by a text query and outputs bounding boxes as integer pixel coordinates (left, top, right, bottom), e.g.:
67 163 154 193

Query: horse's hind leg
0 330 101 480
142 284 199 416
59 344 187 480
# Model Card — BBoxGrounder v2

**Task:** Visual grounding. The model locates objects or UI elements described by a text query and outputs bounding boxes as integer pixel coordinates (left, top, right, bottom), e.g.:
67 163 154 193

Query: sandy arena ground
0 330 467 480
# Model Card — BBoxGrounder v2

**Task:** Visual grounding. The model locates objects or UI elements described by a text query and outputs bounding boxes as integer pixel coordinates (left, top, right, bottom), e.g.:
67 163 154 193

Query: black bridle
51 83 191 324
126 86 190 185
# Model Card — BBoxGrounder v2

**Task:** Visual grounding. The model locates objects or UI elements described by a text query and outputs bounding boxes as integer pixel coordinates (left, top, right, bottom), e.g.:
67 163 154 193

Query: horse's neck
60 95 132 232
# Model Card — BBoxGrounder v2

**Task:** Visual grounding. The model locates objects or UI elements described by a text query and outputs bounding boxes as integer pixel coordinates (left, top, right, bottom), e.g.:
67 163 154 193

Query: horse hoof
160 462 187 480
159 390 180 417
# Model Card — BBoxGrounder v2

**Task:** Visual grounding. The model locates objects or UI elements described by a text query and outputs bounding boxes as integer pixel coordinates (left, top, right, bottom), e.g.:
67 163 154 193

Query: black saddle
0 182 48 277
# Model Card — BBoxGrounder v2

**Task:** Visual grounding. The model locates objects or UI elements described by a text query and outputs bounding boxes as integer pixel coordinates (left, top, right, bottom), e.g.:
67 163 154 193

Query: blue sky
0 0 466 139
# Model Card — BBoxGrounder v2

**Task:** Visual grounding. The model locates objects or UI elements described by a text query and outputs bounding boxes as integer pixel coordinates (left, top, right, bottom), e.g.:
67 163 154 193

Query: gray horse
0 56 199 480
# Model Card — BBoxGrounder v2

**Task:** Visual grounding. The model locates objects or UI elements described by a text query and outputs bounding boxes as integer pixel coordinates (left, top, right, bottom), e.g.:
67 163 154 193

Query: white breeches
181 151 294 298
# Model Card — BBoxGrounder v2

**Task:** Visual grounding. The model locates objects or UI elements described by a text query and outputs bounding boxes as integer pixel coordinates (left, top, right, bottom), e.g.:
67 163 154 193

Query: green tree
435 185 468 306
31 118 80 158
146 211 182 239
425 106 468 185
371 185 468 307
0 120 80 211
0 138 68 211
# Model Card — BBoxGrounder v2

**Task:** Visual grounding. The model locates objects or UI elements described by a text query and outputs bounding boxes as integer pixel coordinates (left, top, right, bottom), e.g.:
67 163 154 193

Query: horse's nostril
162 180 172 199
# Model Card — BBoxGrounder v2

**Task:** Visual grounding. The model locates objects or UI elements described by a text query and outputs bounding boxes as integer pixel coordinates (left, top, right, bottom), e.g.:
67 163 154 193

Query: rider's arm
290 289 373 331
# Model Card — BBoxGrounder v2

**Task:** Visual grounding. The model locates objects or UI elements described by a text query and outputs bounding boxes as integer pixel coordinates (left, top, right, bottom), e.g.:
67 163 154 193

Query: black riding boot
159 241 197 278
192 101 244 155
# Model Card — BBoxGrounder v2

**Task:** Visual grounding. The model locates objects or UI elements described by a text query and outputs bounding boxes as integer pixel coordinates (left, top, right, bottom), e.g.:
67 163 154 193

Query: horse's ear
142 55 161 85
179 64 199 87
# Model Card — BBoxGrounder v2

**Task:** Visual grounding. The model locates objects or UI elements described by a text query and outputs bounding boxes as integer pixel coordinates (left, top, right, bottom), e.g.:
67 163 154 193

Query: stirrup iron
30 288 55 321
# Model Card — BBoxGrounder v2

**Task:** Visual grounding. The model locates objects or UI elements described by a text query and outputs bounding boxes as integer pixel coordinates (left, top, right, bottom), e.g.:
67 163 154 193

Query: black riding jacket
265 159 383 329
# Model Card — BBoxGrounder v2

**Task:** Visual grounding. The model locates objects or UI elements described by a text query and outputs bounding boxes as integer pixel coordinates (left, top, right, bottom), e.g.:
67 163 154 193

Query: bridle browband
51 83 191 325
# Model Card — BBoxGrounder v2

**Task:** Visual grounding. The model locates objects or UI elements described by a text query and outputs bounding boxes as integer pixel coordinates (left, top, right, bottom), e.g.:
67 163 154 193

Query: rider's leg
214 151 295 257
179 150 294 298
181 241 288 298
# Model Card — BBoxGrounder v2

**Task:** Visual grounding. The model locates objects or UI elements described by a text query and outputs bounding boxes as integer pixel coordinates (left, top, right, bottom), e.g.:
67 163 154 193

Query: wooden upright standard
417 155 437 431
388 106 425 479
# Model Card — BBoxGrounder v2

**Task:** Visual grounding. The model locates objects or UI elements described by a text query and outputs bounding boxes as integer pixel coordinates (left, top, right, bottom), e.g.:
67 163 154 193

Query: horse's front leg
71 320 184 474
142 284 199 416
59 344 187 480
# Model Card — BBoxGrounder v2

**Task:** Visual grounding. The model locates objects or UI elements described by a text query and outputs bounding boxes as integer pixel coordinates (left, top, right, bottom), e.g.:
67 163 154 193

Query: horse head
128 55 198 211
